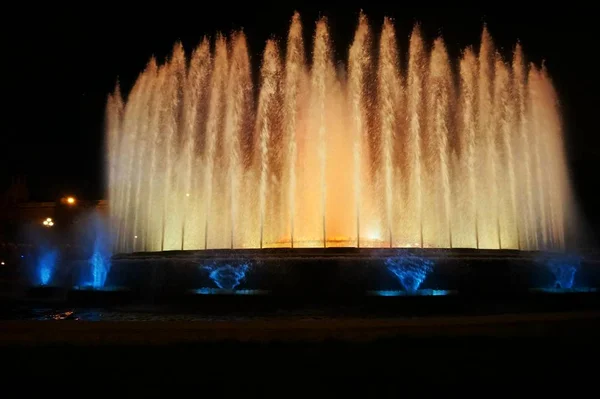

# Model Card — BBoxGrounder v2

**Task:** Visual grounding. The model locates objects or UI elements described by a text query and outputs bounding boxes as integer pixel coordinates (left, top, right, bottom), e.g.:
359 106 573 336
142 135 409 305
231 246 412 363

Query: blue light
368 289 451 297
37 250 58 286
191 288 267 295
82 238 111 289
385 251 434 293
90 250 109 289
546 255 581 289
202 262 250 290
532 287 597 294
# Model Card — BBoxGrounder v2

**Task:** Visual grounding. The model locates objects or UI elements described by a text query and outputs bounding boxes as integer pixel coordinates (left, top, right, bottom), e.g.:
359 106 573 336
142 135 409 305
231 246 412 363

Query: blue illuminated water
192 288 267 295
202 263 250 290
385 251 434 293
368 289 451 296
546 255 581 289
76 214 113 290
87 239 111 289
37 250 58 286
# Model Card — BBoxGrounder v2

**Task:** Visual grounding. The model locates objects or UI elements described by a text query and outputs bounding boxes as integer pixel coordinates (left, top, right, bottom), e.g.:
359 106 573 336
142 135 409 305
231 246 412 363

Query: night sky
4 2 599 242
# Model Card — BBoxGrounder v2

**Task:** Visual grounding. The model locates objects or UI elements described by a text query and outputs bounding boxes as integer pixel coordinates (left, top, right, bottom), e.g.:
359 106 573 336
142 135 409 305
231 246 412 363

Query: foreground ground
2 309 599 388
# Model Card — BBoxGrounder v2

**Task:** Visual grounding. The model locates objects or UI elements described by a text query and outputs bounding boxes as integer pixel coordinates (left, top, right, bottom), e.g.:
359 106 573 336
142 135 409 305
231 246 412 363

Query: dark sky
3 2 599 237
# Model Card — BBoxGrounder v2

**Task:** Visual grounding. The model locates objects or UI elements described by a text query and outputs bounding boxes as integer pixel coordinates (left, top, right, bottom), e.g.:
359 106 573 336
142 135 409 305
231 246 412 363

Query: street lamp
60 196 76 206
43 217 54 227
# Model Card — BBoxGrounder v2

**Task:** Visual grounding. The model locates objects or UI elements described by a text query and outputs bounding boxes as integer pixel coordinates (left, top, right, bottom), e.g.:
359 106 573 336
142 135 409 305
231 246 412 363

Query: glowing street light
43 217 54 227
60 196 76 206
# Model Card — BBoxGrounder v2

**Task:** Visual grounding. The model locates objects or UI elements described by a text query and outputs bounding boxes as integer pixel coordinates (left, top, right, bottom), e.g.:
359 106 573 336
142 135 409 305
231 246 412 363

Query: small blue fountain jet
79 238 112 290
88 249 110 289
546 255 581 289
385 251 434 293
203 263 250 290
37 250 58 286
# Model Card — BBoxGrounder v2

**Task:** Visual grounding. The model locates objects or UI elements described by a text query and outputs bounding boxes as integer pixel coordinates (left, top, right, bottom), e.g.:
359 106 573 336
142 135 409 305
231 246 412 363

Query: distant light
66 196 76 205
43 217 54 227
20 255 24 258
1 261 5 266
134 235 138 239
186 193 190 197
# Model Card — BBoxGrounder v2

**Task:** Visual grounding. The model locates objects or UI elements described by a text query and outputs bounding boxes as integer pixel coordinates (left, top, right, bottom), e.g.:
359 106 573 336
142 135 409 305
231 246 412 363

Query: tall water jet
311 18 332 247
204 35 228 249
528 65 549 249
181 38 212 250
494 55 519 249
131 60 157 252
512 44 534 250
349 12 373 247
145 65 167 251
224 32 253 248
160 44 186 251
116 74 146 251
457 47 478 248
477 27 501 248
283 12 305 248
377 17 402 247
256 40 282 248
107 13 574 254
406 25 427 247
426 37 453 248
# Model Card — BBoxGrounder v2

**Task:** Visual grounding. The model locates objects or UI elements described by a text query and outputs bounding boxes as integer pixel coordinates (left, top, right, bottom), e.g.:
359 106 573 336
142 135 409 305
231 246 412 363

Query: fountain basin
108 248 600 299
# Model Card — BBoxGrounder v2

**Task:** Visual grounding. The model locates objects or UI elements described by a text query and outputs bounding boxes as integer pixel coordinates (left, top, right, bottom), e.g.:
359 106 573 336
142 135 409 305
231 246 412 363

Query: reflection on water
368 289 452 296
191 288 268 295
11 308 335 321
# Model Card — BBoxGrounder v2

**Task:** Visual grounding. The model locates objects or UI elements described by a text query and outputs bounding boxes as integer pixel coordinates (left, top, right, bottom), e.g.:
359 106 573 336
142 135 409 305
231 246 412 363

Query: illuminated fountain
107 12 572 253
71 213 121 292
193 261 266 295
37 249 58 286
75 238 112 290
100 12 594 300
530 254 597 293
547 256 580 289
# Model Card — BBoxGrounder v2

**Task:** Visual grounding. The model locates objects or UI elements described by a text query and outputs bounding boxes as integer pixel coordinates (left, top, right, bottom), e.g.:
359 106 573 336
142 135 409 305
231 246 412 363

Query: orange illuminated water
107 12 572 252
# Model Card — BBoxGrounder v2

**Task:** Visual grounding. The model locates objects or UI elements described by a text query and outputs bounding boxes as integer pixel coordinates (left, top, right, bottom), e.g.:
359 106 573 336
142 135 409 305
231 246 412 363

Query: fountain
102 12 597 300
204 263 250 290
548 258 578 289
37 249 58 286
75 238 111 290
107 12 572 253
192 262 265 295
385 252 433 293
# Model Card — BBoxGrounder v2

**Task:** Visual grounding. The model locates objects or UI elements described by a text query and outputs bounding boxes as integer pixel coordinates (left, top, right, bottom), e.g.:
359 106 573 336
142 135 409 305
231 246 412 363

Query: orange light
66 196 76 205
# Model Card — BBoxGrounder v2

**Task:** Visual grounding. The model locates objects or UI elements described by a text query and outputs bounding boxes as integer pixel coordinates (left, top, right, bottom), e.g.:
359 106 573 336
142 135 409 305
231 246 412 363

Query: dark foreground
2 308 599 388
